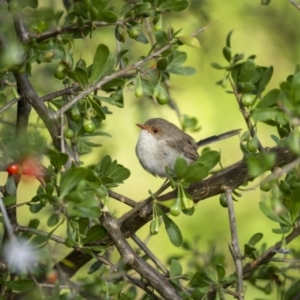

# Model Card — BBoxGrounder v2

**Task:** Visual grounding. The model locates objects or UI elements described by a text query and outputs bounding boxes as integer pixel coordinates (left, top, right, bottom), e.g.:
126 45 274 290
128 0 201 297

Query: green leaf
160 210 183 247
256 89 281 108
5 280 34 292
246 152 275 177
75 66 88 87
92 0 109 11
272 225 291 234
216 264 226 281
161 0 189 12
102 78 125 91
244 243 256 256
28 218 40 229
248 232 263 246
290 187 300 222
154 30 169 46
47 150 68 171
170 259 182 283
98 10 118 23
169 51 187 66
60 167 89 198
47 213 60 227
136 32 149 44
259 201 292 226
257 66 273 96
135 2 152 13
261 0 272 5
284 279 300 300
183 163 209 183
196 151 220 170
29 202 44 213
226 30 233 48
251 107 288 124
178 36 201 49
174 157 188 179
211 62 226 69
90 44 110 84
5 177 16 195
3 195 16 206
83 224 107 244
88 260 102 274
95 155 130 186
239 59 256 82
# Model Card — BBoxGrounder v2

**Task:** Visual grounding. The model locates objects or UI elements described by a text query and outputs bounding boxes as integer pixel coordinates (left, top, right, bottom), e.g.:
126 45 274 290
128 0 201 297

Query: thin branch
41 84 80 102
288 0 300 10
28 272 45 298
0 98 19 115
34 19 131 42
225 189 244 300
125 275 162 300
6 201 31 210
0 195 16 240
229 77 264 152
131 234 168 274
0 85 79 115
108 190 137 207
16 225 66 244
190 20 219 37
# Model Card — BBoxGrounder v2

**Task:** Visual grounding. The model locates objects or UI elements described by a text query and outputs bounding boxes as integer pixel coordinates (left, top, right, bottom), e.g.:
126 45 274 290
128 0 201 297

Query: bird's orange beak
136 123 147 130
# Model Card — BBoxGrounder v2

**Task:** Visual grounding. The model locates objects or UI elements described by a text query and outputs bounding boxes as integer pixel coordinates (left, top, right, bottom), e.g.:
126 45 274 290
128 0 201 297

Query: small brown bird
136 118 240 177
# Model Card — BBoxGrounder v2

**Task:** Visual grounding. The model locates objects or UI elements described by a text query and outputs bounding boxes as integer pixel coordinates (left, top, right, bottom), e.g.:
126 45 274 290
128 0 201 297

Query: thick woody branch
100 213 181 300
13 73 74 161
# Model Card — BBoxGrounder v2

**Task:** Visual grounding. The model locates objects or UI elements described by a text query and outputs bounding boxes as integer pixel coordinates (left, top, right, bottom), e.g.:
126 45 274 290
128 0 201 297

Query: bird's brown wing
167 134 199 163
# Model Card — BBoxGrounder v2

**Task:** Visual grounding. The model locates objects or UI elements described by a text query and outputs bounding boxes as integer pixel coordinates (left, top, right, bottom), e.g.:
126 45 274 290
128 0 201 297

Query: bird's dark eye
153 128 158 133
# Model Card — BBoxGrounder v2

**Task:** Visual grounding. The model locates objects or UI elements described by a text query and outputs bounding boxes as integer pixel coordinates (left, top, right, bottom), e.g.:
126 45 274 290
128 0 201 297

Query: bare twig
131 234 168 274
16 225 66 244
34 19 131 43
0 85 79 115
288 0 300 10
229 77 264 152
190 20 218 37
225 189 244 300
125 275 162 300
108 190 137 207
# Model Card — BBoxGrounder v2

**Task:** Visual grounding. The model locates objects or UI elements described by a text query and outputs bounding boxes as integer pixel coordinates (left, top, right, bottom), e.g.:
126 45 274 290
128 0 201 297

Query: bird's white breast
136 130 169 177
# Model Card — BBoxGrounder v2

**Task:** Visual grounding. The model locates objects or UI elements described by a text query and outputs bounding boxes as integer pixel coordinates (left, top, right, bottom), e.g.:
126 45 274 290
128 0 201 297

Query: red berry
6 164 20 175
46 270 58 283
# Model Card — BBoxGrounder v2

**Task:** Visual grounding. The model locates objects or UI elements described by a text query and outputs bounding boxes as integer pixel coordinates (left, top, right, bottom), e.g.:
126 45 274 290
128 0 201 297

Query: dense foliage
0 0 300 299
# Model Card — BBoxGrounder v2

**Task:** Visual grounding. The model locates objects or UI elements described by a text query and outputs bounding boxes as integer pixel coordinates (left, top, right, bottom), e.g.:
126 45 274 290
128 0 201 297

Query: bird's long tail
196 129 241 147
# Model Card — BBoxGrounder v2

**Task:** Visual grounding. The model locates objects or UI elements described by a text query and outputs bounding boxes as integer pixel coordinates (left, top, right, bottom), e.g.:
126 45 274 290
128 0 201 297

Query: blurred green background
1 0 300 298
